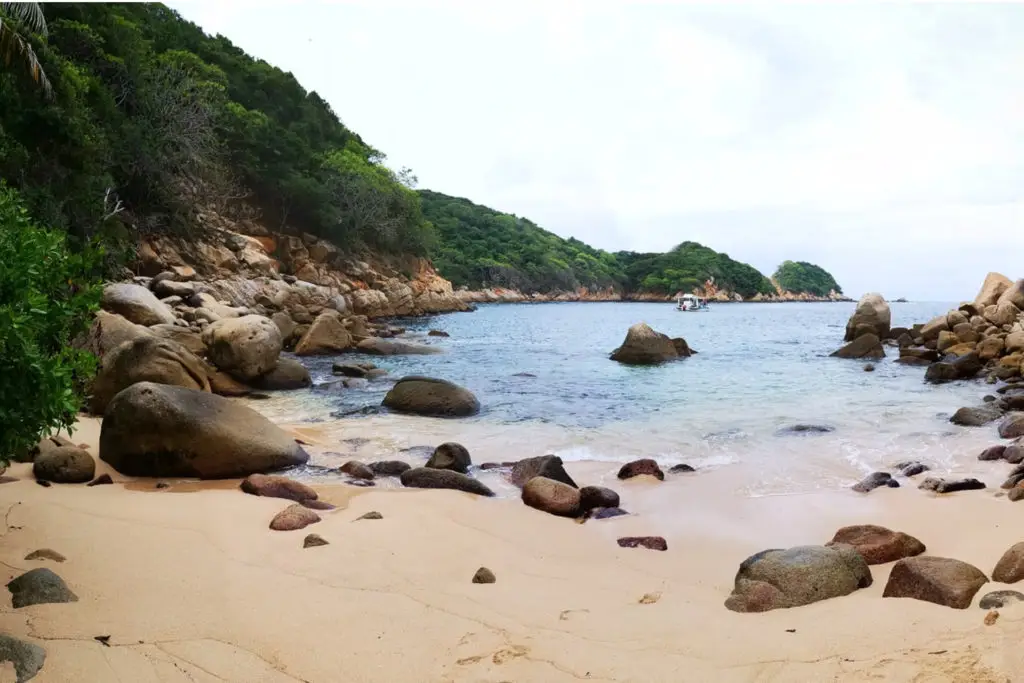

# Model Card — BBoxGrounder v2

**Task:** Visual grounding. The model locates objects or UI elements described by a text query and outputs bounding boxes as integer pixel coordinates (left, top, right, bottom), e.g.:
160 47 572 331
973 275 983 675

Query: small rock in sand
0 633 46 682
303 534 329 548
34 480 51 488
639 592 661 604
24 549 66 563
339 461 375 480
400 468 495 496
978 445 1007 461
918 477 986 493
472 567 496 584
895 461 929 477
979 590 1024 609
87 474 113 487
985 610 1000 625
356 511 383 520
669 463 696 473
579 486 620 511
617 459 664 481
7 568 78 608
1009 487 1024 502
269 504 321 531
852 472 896 493
241 473 318 502
617 536 668 551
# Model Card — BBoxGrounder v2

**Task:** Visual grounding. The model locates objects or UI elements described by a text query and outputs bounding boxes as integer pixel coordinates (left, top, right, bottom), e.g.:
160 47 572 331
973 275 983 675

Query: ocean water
250 301 1003 496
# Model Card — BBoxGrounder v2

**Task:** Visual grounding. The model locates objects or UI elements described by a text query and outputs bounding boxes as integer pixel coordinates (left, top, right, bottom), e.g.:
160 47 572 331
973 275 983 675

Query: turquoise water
253 301 1000 495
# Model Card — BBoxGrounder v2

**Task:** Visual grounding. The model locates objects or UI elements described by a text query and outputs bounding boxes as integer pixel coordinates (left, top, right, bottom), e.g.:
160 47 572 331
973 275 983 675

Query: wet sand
0 417 1021 682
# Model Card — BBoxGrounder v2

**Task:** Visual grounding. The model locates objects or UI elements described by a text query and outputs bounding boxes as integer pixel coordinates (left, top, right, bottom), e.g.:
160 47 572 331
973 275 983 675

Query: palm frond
0 18 53 99
0 2 46 36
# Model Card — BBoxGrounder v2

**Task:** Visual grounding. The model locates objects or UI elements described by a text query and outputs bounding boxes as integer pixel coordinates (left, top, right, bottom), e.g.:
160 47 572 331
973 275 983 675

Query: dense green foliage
0 2 431 253
421 191 624 292
773 260 842 296
0 185 101 459
617 243 775 299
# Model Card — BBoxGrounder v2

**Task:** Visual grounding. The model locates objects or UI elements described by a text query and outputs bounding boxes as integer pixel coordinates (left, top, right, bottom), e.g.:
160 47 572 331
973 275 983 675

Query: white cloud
168 0 1024 300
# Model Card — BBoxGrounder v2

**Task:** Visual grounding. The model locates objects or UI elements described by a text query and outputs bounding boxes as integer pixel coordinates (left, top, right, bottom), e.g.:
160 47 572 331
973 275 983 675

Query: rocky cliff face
133 213 469 319
455 285 849 304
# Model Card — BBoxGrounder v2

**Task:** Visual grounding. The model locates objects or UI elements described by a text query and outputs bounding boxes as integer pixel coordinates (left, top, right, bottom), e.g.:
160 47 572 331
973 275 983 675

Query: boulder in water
426 442 472 473
356 338 442 355
830 333 884 360
610 323 688 365
510 455 577 488
617 459 665 481
999 414 1024 439
844 293 891 342
852 472 897 493
950 404 1004 427
383 376 480 417
100 382 309 478
250 358 312 391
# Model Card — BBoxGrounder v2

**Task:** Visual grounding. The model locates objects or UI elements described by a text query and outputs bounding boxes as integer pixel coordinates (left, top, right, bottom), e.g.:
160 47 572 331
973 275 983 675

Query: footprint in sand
491 645 528 665
558 608 589 621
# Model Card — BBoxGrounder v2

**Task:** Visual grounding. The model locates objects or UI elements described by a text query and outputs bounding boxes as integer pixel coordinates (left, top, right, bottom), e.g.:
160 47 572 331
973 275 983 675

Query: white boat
676 293 710 311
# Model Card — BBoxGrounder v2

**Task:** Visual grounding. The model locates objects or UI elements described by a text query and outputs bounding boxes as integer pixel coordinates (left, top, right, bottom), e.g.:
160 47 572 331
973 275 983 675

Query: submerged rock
669 463 696 473
382 376 480 417
895 461 929 477
426 442 471 473
368 460 411 477
883 556 988 609
830 333 885 360
852 472 896 493
610 322 688 365
777 424 835 435
356 338 442 355
918 477 986 493
617 459 665 481
724 545 872 613
826 525 925 565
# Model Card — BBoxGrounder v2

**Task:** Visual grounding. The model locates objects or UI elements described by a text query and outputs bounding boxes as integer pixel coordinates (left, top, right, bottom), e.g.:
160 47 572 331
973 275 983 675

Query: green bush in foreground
0 184 101 460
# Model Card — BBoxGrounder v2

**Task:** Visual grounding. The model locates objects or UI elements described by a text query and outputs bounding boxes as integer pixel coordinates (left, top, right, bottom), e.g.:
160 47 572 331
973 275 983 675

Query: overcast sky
170 1 1024 301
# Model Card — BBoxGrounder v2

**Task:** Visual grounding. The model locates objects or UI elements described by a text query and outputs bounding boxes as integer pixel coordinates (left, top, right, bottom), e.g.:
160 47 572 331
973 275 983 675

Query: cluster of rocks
726 524 1018 613
609 323 695 365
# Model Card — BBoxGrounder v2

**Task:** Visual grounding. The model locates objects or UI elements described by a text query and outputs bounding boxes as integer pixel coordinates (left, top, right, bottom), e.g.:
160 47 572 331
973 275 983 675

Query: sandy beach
0 417 1020 682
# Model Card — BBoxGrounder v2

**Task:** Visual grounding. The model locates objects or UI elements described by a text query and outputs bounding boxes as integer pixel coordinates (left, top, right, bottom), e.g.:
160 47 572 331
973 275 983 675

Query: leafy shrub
0 184 101 460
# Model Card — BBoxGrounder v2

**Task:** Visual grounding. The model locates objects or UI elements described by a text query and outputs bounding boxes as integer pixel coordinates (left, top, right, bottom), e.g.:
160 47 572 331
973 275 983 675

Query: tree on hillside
0 2 52 98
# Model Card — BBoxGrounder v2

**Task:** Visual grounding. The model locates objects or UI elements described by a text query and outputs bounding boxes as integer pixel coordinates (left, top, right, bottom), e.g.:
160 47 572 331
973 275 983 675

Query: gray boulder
844 293 891 341
7 568 78 608
202 315 282 380
251 358 312 391
0 633 46 682
383 376 480 417
101 282 176 326
724 545 872 613
950 404 1004 427
89 336 210 414
100 382 309 478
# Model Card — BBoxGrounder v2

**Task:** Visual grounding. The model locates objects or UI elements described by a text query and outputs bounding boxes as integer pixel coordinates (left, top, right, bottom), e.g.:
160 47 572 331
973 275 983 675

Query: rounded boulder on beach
382 376 480 417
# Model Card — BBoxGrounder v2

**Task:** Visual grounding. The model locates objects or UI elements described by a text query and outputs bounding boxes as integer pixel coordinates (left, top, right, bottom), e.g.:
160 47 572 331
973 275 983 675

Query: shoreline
2 412 1022 681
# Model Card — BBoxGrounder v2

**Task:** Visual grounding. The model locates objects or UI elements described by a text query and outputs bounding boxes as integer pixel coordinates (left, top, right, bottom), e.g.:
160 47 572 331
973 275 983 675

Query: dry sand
0 417 1022 682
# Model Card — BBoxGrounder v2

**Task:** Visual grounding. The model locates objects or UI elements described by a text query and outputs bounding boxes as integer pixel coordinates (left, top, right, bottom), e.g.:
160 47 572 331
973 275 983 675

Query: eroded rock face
826 525 925 565
610 323 687 365
100 382 309 478
382 376 480 417
202 315 282 380
724 545 872 613
101 283 176 326
89 336 210 414
844 293 891 342
882 556 988 609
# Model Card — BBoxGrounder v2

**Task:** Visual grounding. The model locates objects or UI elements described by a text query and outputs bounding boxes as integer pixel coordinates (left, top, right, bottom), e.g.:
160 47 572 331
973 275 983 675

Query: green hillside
773 260 843 296
617 243 776 299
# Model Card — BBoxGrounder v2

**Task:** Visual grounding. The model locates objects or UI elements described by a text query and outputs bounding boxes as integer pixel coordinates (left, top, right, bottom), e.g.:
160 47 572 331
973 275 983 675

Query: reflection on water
248 301 1003 497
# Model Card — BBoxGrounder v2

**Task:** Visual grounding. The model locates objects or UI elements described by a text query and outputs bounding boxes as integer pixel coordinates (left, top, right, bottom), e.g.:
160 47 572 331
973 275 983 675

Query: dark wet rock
978 445 1008 461
426 442 471 473
269 504 321 531
831 333 885 360
590 507 629 520
332 363 367 378
898 347 940 364
7 568 78 608
895 461 929 477
669 463 696 473
510 455 577 488
1008 487 1024 502
617 536 667 551
951 404 1004 427
479 461 516 470
24 549 66 563
777 424 835 435
33 446 95 484
339 461 375 480
617 459 665 481
34 480 51 488
367 460 411 477
999 414 1024 439
155 481 170 489
610 322 688 365
241 474 318 502
101 382 308 478
300 499 336 511
512 372 537 378
863 363 875 372
303 534 329 548
0 633 46 682
356 511 383 520
724 545 872 613
852 472 894 493
382 376 480 417
882 556 988 609
522 477 581 517
250 358 312 391
919 477 986 493
979 590 1024 609
992 542 1024 583
1005 442 1024 464
86 473 113 487
826 525 925 565
400 467 495 496
579 486 620 511
1002 395 1024 412
472 567 496 584
428 330 450 337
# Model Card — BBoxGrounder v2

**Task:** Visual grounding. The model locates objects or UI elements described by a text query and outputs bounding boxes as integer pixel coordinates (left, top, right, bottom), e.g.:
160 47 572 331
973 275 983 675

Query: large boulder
250 358 312 391
101 282 176 326
984 302 1021 328
825 525 925 565
202 315 282 380
882 556 988 609
724 545 872 613
992 542 1024 584
950 404 1004 427
148 324 207 356
89 337 210 414
975 272 1014 308
382 376 480 417
425 443 471 473
919 315 949 343
100 382 309 478
610 323 684 365
399 467 494 496
844 293 891 341
294 310 353 356
510 455 577 488
522 477 582 517
356 338 442 355
998 279 1024 310
33 446 95 484
79 310 153 360
830 333 884 360
999 414 1024 439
